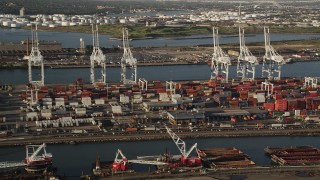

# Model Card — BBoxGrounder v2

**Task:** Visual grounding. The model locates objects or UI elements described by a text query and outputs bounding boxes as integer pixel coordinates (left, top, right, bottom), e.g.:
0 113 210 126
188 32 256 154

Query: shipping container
275 99 287 111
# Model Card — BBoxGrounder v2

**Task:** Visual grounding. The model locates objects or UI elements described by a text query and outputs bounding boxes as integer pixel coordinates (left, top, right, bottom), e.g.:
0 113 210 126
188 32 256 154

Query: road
1 128 320 147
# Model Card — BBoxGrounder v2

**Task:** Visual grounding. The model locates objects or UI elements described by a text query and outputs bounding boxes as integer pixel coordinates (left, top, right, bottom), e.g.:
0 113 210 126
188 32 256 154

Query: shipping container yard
11 76 320 135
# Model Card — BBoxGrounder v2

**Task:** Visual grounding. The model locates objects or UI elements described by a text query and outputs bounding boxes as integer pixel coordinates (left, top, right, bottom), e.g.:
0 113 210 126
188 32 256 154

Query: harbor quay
3 76 320 145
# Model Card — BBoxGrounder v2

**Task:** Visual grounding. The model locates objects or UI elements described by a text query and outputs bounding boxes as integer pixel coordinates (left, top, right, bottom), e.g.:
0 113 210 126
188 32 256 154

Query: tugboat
25 143 53 173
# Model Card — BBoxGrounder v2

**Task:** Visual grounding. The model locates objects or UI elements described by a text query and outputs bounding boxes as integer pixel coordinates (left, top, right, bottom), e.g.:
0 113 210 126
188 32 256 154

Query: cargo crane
28 24 44 87
0 143 52 170
166 81 176 97
165 126 201 167
211 27 231 83
90 24 106 84
138 78 148 90
25 143 53 169
121 28 137 84
112 149 128 171
237 27 258 80
25 83 39 105
262 27 286 80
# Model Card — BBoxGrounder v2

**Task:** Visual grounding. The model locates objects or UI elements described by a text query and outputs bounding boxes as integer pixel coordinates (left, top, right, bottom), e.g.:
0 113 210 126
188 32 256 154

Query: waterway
1 28 320 48
0 136 319 178
1 61 320 84
1 25 320 178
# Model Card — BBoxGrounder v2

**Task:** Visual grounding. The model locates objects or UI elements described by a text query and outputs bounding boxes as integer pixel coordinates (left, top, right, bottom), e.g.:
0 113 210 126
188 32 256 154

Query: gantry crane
211 27 231 82
90 24 106 84
28 25 44 87
237 27 258 80
262 27 286 80
121 28 137 84
165 126 201 167
166 81 176 97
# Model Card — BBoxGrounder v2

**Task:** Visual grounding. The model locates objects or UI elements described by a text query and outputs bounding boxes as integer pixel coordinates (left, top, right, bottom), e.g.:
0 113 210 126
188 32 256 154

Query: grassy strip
30 24 320 38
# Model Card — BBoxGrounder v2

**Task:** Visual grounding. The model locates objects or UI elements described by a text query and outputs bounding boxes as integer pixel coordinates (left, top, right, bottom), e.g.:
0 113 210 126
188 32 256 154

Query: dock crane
112 149 128 171
25 143 52 165
0 143 52 170
262 27 286 80
211 27 231 83
121 28 137 84
90 23 106 84
164 126 201 167
237 27 258 80
28 24 44 87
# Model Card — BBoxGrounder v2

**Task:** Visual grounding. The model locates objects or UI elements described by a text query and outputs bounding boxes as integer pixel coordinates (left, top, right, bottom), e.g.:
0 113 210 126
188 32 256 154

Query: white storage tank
53 16 60 21
2 21 11 27
119 19 128 24
10 23 17 28
129 18 139 23
61 21 70 26
104 19 110 24
49 24 56 28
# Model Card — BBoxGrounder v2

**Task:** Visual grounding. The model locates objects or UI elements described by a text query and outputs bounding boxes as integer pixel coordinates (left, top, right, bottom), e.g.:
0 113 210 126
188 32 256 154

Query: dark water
1 61 320 84
1 28 320 48
0 136 319 177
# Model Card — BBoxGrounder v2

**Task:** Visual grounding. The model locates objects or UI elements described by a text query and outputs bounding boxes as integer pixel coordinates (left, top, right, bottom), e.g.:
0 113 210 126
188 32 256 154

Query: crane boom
114 149 127 164
164 126 197 158
27 143 46 161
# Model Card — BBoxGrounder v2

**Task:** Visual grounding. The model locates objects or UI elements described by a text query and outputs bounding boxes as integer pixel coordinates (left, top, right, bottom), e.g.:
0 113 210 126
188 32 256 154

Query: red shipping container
309 91 318 97
264 103 275 111
311 98 320 110
275 99 287 111
287 99 298 111
156 88 166 93
274 94 283 100
248 98 257 107
297 99 306 109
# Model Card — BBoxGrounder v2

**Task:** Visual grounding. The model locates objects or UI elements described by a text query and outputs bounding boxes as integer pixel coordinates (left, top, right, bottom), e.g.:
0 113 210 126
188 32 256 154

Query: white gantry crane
28 25 44 86
211 27 231 82
90 24 106 84
166 81 176 97
121 28 137 84
164 126 201 166
262 27 286 80
237 27 258 80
